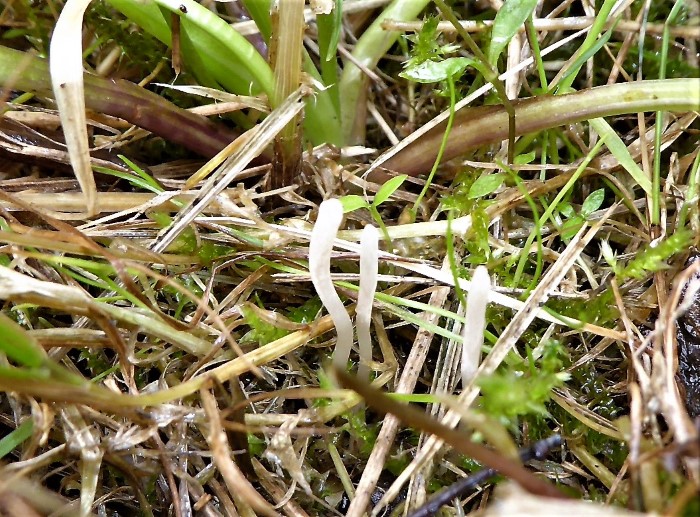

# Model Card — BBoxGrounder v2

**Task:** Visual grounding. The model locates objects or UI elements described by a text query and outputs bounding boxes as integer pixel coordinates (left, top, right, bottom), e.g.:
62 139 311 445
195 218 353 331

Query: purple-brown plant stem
379 79 700 178
0 46 241 158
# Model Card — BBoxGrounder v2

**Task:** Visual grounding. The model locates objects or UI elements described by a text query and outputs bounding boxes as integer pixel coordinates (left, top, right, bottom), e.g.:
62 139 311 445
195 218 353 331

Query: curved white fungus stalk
461 265 490 388
357 224 378 381
50 0 97 216
309 199 354 371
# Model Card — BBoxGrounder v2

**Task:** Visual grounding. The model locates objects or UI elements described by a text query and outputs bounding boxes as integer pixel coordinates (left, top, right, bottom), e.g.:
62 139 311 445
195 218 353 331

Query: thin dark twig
406 434 563 517
334 368 565 499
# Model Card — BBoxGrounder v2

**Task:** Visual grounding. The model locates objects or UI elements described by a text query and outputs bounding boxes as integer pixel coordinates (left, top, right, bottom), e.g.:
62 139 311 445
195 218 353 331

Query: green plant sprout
478 341 570 425
2 1 700 513
507 138 606 290
340 174 408 244
651 0 686 228
400 37 473 219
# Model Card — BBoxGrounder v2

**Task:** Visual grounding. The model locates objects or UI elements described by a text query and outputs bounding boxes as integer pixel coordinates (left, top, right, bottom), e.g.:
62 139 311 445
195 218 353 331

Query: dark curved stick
335 368 565 504
406 434 563 517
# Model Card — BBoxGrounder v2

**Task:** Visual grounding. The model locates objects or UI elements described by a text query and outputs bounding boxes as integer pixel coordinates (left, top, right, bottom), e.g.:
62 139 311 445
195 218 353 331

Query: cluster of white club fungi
309 198 491 388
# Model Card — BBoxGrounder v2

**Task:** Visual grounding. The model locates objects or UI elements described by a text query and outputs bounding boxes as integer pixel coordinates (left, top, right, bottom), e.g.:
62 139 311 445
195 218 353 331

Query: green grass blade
0 313 47 368
589 118 652 195
316 1 343 114
0 418 33 460
651 0 686 226
339 0 429 144
107 0 275 97
553 0 619 92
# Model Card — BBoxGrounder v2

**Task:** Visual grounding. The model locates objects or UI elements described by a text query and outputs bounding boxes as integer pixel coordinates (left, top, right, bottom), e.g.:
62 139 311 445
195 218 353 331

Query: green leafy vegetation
478 341 569 424
0 0 698 514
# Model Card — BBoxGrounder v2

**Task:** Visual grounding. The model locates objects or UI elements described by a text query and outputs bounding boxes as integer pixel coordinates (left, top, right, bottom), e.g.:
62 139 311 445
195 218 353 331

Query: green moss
464 205 492 264
86 2 171 79
344 408 378 459
547 289 618 327
478 340 569 425
442 168 481 214
240 304 288 346
287 298 323 324
618 229 692 281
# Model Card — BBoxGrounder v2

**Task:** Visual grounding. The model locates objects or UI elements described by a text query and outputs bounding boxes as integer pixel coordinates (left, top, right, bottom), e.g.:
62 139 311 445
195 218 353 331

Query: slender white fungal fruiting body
461 265 490 388
50 0 97 216
309 199 354 371
357 224 378 381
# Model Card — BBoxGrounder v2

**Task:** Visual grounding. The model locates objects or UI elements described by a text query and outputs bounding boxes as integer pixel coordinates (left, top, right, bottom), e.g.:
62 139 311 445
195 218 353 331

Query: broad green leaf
0 314 47 368
468 173 505 199
373 175 408 206
339 195 369 213
561 216 584 240
488 0 538 65
400 57 473 83
558 202 575 219
581 188 605 217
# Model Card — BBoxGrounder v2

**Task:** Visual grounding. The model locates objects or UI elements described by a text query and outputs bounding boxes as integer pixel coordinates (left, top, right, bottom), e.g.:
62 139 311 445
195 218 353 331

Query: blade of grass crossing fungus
334 368 565 499
357 224 379 381
50 0 97 216
461 266 490 387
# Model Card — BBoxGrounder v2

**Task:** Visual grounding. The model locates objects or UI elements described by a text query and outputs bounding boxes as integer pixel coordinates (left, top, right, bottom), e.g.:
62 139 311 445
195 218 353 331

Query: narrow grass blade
0 419 33 460
50 0 97 216
590 117 652 194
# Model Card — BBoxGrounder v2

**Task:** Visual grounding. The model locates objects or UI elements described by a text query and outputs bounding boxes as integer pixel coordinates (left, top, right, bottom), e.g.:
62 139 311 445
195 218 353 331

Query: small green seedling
467 173 506 199
340 174 408 245
558 188 606 241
